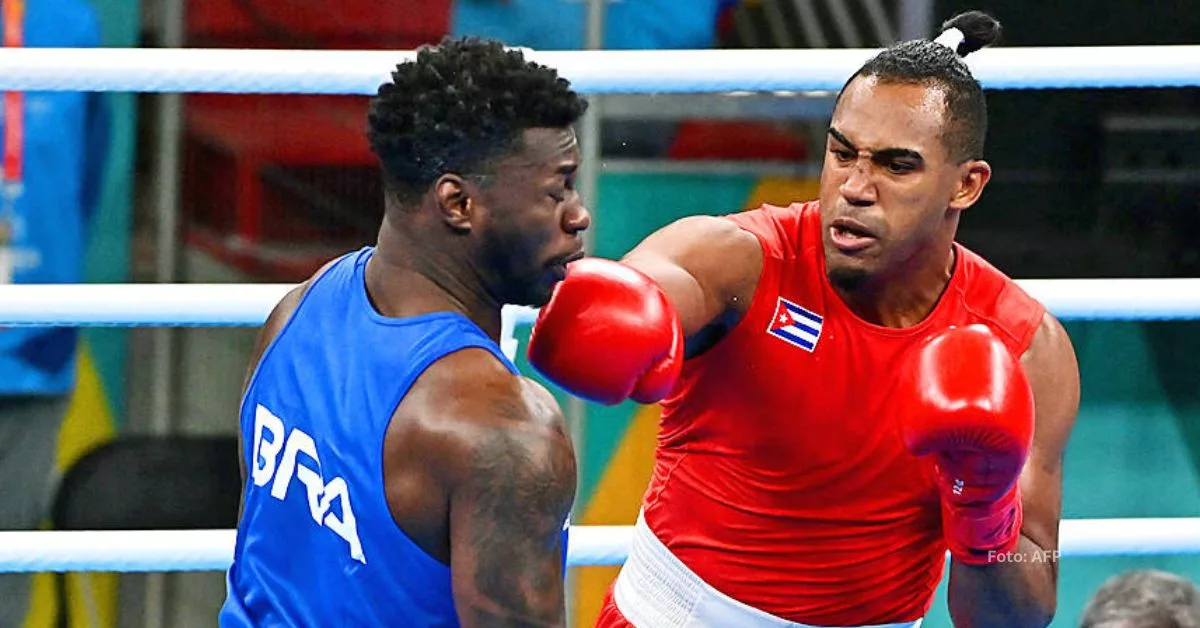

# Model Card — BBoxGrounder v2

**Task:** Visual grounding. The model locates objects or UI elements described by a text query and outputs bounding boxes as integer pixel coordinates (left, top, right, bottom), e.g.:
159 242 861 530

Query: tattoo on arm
451 415 576 627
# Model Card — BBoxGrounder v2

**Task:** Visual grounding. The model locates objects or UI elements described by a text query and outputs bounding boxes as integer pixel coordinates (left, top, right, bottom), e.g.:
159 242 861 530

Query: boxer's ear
949 159 991 211
434 174 472 232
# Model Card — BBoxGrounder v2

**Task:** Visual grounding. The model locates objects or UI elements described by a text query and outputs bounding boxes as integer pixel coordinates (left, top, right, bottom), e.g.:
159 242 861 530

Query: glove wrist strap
942 484 1023 565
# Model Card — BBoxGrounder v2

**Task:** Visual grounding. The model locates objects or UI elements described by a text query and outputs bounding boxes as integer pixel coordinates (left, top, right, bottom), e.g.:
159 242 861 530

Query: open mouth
547 250 585 279
829 218 877 253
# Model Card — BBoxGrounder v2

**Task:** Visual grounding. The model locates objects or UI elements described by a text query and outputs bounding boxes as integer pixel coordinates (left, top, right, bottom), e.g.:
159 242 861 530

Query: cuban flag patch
766 297 823 352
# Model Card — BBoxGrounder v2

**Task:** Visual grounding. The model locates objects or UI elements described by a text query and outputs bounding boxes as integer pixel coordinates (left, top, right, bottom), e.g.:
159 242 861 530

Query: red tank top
642 201 1045 624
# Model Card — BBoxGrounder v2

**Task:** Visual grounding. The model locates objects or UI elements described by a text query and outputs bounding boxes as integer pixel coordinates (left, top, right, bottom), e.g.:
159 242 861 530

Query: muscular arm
946 313 1081 627
620 215 763 341
446 379 577 627
527 215 762 403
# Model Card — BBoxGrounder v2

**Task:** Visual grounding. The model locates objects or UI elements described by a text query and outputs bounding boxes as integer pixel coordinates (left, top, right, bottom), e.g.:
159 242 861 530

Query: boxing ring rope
1 280 1198 571
0 518 1198 572
2 43 1195 576
0 279 1199 328
0 46 1197 94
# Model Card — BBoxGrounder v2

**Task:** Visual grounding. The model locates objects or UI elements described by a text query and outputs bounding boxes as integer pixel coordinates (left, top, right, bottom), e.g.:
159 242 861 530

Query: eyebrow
827 127 924 163
555 163 578 176
827 127 857 152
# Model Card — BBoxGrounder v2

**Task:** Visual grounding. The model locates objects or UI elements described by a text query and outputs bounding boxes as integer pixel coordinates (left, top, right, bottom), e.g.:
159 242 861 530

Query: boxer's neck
834 243 957 329
364 212 502 342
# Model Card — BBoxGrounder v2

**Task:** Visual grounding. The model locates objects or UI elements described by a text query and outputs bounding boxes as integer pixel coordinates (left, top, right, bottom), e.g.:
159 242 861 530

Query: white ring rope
0 518 1195 572
0 46 1198 94
5 43 1192 587
0 279 1196 330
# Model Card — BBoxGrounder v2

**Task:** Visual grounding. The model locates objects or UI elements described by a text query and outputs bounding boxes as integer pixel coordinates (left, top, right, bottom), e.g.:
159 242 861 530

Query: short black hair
1081 570 1200 627
840 11 1001 163
367 37 588 205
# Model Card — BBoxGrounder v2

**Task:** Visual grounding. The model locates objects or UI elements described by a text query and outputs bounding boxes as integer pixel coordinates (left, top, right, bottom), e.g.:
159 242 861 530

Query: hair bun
939 11 1001 56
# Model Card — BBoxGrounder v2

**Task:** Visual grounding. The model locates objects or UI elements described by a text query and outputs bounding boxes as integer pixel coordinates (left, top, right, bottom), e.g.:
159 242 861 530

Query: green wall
82 0 139 422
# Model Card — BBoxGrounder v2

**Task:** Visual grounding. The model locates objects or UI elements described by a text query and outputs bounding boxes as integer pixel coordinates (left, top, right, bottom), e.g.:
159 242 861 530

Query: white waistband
612 512 923 628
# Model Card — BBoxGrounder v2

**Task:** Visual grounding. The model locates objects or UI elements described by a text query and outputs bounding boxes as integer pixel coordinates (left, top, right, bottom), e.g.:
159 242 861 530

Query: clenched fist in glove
528 258 683 405
896 324 1035 564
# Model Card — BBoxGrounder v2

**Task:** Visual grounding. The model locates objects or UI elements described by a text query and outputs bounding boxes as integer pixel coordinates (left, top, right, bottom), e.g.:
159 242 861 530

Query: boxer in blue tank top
219 37 590 627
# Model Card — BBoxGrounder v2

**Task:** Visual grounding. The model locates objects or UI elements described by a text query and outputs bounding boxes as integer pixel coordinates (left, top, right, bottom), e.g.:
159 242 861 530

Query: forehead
508 127 579 170
831 76 948 157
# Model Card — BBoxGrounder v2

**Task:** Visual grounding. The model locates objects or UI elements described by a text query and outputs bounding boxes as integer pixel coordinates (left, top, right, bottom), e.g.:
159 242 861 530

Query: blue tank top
219 247 519 627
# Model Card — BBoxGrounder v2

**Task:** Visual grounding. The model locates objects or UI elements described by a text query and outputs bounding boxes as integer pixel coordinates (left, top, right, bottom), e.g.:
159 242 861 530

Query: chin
826 264 871 292
823 241 882 292
511 281 556 308
524 290 554 309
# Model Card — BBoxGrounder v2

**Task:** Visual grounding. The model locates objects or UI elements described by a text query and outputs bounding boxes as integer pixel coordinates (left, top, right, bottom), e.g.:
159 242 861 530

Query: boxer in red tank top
530 11 1080 628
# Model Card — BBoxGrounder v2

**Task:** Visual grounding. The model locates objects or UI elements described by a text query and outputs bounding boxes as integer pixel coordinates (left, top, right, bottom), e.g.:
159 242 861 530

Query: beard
520 274 557 308
477 233 552 307
827 264 870 292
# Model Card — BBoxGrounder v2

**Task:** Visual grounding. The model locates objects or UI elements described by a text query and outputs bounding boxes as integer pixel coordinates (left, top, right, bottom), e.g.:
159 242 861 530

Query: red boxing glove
527 258 684 405
896 324 1035 565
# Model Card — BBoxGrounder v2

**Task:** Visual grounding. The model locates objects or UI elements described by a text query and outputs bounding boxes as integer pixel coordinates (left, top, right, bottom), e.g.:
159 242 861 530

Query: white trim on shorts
612 511 924 628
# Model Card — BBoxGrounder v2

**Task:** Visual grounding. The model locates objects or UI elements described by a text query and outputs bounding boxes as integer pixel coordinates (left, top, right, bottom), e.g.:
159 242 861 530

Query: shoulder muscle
1021 312 1081 470
242 257 343 393
1015 312 1080 554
